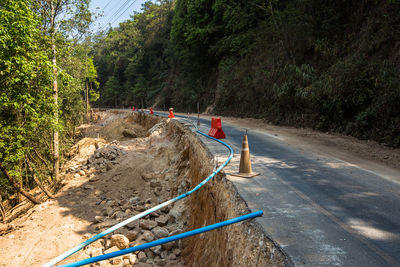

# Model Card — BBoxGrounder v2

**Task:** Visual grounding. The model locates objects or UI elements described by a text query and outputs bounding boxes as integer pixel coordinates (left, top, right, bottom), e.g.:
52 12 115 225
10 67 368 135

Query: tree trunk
50 2 59 181
89 82 93 120
0 163 41 205
17 180 22 203
0 195 5 223
26 160 55 199
86 79 89 121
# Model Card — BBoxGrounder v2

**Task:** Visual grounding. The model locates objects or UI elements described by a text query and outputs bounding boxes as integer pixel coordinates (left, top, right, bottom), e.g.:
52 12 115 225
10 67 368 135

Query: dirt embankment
0 110 288 266
162 120 288 266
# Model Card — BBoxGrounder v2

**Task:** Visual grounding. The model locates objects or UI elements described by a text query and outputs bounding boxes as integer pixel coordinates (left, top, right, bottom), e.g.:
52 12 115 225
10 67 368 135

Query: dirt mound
102 117 147 141
77 112 150 142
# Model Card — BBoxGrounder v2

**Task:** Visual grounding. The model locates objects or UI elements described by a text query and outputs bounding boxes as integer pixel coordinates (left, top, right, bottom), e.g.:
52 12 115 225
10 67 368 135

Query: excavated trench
0 110 288 266
133 112 288 267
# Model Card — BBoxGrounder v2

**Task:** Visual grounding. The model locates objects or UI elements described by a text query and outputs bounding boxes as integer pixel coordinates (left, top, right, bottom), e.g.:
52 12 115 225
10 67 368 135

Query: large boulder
155 215 169 226
122 129 137 138
123 253 138 265
138 251 147 262
110 234 130 249
141 230 155 242
152 227 169 239
140 219 157 230
104 246 119 254
126 230 138 242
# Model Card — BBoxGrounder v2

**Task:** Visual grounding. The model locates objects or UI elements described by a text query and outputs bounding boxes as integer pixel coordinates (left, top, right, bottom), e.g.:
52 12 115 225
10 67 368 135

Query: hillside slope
93 0 400 147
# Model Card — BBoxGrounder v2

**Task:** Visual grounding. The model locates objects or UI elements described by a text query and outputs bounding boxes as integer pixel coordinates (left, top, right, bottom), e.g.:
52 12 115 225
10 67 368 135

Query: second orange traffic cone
168 108 175 118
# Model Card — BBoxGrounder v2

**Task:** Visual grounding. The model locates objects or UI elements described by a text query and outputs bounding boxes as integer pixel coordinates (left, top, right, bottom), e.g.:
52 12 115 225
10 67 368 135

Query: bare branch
0 163 41 205
0 195 5 223
26 159 55 199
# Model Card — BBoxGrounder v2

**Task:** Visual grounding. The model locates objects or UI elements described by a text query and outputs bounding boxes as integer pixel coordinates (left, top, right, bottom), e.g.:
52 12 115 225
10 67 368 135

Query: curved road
154 111 400 266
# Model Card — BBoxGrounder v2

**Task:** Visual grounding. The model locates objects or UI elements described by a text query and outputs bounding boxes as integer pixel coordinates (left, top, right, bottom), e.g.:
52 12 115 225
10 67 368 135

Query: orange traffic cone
230 134 259 178
168 108 175 118
149 108 154 115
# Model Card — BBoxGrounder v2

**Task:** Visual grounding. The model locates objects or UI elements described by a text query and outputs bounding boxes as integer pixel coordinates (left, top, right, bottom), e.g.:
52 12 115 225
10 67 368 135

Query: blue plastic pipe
43 118 234 267
59 210 263 267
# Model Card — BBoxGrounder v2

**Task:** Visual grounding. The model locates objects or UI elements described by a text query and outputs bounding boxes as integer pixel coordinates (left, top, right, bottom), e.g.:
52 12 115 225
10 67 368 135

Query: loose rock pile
86 194 185 267
63 117 187 266
147 121 166 138
66 141 125 179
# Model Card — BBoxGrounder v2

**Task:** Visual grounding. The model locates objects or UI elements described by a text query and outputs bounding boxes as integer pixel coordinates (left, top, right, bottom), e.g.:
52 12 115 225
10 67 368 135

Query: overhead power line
109 0 138 27
102 0 113 10
108 0 131 19
98 0 132 31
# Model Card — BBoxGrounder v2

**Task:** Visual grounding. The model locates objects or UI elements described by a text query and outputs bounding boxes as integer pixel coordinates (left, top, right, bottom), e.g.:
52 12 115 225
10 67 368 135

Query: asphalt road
153 111 400 266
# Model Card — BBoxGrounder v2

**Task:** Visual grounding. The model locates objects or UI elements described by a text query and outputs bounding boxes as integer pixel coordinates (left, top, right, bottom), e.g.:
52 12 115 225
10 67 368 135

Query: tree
85 57 99 116
93 1 174 108
0 0 52 204
33 0 91 180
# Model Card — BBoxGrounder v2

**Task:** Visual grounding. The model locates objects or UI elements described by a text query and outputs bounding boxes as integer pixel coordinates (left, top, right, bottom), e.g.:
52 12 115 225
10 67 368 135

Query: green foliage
171 0 219 64
310 58 400 145
0 0 53 166
87 57 100 98
0 0 53 198
0 0 95 203
93 1 174 107
93 0 400 147
103 76 121 105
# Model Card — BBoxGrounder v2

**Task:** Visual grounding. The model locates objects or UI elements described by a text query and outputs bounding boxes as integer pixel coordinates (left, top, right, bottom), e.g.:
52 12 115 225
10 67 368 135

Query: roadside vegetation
0 0 98 216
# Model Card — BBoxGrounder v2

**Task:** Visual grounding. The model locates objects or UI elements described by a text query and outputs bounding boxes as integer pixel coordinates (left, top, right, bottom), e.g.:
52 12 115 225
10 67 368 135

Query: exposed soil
164 123 288 266
0 112 184 266
0 111 287 267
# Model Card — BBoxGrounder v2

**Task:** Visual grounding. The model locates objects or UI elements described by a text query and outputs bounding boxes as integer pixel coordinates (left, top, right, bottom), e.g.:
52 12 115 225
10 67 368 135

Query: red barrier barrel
208 117 226 139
